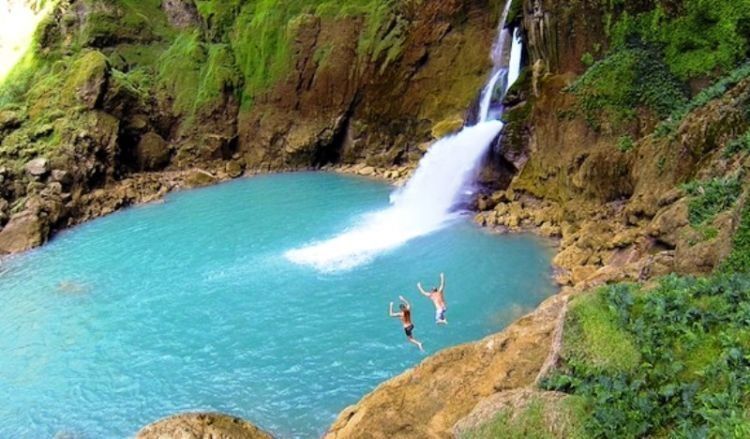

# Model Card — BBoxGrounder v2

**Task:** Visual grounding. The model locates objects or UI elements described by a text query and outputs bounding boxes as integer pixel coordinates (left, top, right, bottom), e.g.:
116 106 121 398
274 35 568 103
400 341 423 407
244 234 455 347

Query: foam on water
285 122 503 272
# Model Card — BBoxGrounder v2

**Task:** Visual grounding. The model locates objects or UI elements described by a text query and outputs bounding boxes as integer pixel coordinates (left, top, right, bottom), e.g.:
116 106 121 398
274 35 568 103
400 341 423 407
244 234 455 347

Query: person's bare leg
408 336 424 352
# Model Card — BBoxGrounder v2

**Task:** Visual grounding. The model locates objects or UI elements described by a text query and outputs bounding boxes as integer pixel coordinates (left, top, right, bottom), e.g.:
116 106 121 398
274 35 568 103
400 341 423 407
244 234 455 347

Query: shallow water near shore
0 172 556 438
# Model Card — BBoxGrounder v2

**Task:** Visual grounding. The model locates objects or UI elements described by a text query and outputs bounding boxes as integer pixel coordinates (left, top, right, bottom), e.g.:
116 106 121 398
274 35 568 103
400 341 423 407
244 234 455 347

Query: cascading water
286 2 523 272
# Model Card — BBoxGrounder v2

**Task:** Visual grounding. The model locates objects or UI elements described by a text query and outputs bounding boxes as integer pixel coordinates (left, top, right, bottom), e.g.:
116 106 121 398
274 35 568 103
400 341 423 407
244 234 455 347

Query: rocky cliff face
0 0 500 254
319 0 750 436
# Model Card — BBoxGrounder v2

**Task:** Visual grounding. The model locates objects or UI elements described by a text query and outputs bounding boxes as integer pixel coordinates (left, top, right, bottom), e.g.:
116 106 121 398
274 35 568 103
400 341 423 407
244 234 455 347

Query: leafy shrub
682 176 743 226
609 1 750 81
724 129 750 157
544 274 750 437
617 135 634 152
656 63 750 137
567 47 686 130
721 201 750 274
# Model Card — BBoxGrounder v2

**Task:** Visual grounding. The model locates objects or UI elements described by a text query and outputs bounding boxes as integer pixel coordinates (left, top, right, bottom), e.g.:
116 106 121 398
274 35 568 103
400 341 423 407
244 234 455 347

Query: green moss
506 0 524 29
564 289 641 374
462 396 589 439
157 32 240 117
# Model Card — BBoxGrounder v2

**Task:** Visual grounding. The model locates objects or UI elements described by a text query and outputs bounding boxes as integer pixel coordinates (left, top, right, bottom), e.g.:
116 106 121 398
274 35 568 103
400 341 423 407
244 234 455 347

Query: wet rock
226 160 244 178
137 412 272 439
0 211 46 254
431 116 464 139
184 169 217 188
0 198 8 225
25 157 49 178
136 132 170 171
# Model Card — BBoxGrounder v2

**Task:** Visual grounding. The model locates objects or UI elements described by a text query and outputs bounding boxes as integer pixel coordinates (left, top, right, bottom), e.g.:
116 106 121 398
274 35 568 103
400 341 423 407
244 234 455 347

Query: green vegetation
544 273 750 437
227 0 399 107
683 176 743 226
656 63 750 137
616 135 634 152
608 0 750 81
725 130 750 157
721 201 750 274
1 0 403 113
462 396 589 439
156 32 241 116
567 48 686 131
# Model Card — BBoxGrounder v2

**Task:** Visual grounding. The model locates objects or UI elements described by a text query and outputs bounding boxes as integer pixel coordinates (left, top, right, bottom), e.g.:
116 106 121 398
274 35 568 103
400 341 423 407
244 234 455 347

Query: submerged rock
136 413 272 439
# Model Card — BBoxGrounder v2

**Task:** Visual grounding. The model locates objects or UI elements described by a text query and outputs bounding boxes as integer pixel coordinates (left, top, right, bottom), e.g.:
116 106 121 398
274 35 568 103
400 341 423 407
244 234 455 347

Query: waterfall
286 3 523 272
0 0 50 81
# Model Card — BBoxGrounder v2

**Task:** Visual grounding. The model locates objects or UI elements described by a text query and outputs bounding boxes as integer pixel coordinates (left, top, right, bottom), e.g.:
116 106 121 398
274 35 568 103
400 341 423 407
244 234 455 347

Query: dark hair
399 304 407 311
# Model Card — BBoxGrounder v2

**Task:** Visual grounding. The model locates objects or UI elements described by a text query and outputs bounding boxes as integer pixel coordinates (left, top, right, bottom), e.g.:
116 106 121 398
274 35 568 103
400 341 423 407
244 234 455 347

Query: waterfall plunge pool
0 172 556 438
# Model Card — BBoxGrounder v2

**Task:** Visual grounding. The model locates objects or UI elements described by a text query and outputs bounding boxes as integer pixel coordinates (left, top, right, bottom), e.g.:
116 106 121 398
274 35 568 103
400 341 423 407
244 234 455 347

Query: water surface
0 173 555 438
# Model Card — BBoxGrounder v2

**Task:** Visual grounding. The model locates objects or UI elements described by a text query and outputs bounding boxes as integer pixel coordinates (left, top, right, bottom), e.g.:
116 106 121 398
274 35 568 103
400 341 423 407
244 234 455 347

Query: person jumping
389 295 424 351
418 272 447 325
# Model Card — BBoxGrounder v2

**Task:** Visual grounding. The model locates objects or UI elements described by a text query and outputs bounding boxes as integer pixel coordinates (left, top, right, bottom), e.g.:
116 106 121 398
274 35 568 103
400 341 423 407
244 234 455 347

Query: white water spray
0 0 50 82
286 3 523 272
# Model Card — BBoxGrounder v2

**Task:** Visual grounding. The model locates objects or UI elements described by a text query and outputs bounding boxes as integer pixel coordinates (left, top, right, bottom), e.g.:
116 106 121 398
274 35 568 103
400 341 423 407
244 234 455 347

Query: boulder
226 160 244 178
51 169 73 187
184 169 217 188
25 157 49 178
65 51 111 109
0 211 46 254
136 132 171 171
137 413 272 439
162 0 201 28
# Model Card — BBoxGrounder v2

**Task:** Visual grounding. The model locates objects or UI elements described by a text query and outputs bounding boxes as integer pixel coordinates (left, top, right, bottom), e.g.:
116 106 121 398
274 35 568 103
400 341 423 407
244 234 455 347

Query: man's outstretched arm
439 272 445 292
389 302 400 317
417 282 429 296
399 295 411 308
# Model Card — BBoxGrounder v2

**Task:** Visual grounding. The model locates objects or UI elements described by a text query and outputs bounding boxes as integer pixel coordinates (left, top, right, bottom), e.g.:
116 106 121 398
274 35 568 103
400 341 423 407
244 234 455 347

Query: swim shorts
404 324 414 337
435 307 447 322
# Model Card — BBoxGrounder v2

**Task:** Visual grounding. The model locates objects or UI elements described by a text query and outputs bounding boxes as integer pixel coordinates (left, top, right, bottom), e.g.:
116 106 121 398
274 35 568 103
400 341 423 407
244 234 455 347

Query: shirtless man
418 272 447 325
389 295 424 351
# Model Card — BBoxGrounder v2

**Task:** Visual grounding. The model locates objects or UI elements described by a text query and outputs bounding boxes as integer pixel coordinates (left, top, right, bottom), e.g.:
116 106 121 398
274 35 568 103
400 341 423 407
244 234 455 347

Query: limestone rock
136 132 171 171
431 116 464 139
184 169 217 188
51 169 73 187
25 157 49 178
162 0 200 29
0 211 46 254
65 51 111 109
325 295 567 439
137 413 272 439
226 160 244 178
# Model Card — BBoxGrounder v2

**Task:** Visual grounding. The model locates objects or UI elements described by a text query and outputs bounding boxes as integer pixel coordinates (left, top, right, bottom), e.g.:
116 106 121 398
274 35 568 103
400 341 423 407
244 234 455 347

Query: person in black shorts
389 295 424 351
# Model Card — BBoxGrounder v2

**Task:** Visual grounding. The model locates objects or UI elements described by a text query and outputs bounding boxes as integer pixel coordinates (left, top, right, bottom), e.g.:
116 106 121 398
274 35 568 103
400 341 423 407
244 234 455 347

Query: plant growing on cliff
682 176 743 226
544 274 750 437
567 47 686 132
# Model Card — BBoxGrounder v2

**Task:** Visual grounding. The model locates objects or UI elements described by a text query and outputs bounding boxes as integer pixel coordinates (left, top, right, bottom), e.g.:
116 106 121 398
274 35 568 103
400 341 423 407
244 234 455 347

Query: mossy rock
431 116 464 139
63 50 111 110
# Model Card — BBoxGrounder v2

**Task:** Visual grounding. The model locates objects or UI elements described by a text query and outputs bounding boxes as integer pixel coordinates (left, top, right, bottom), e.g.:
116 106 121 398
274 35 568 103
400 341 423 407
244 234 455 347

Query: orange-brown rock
136 413 272 439
324 294 567 439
